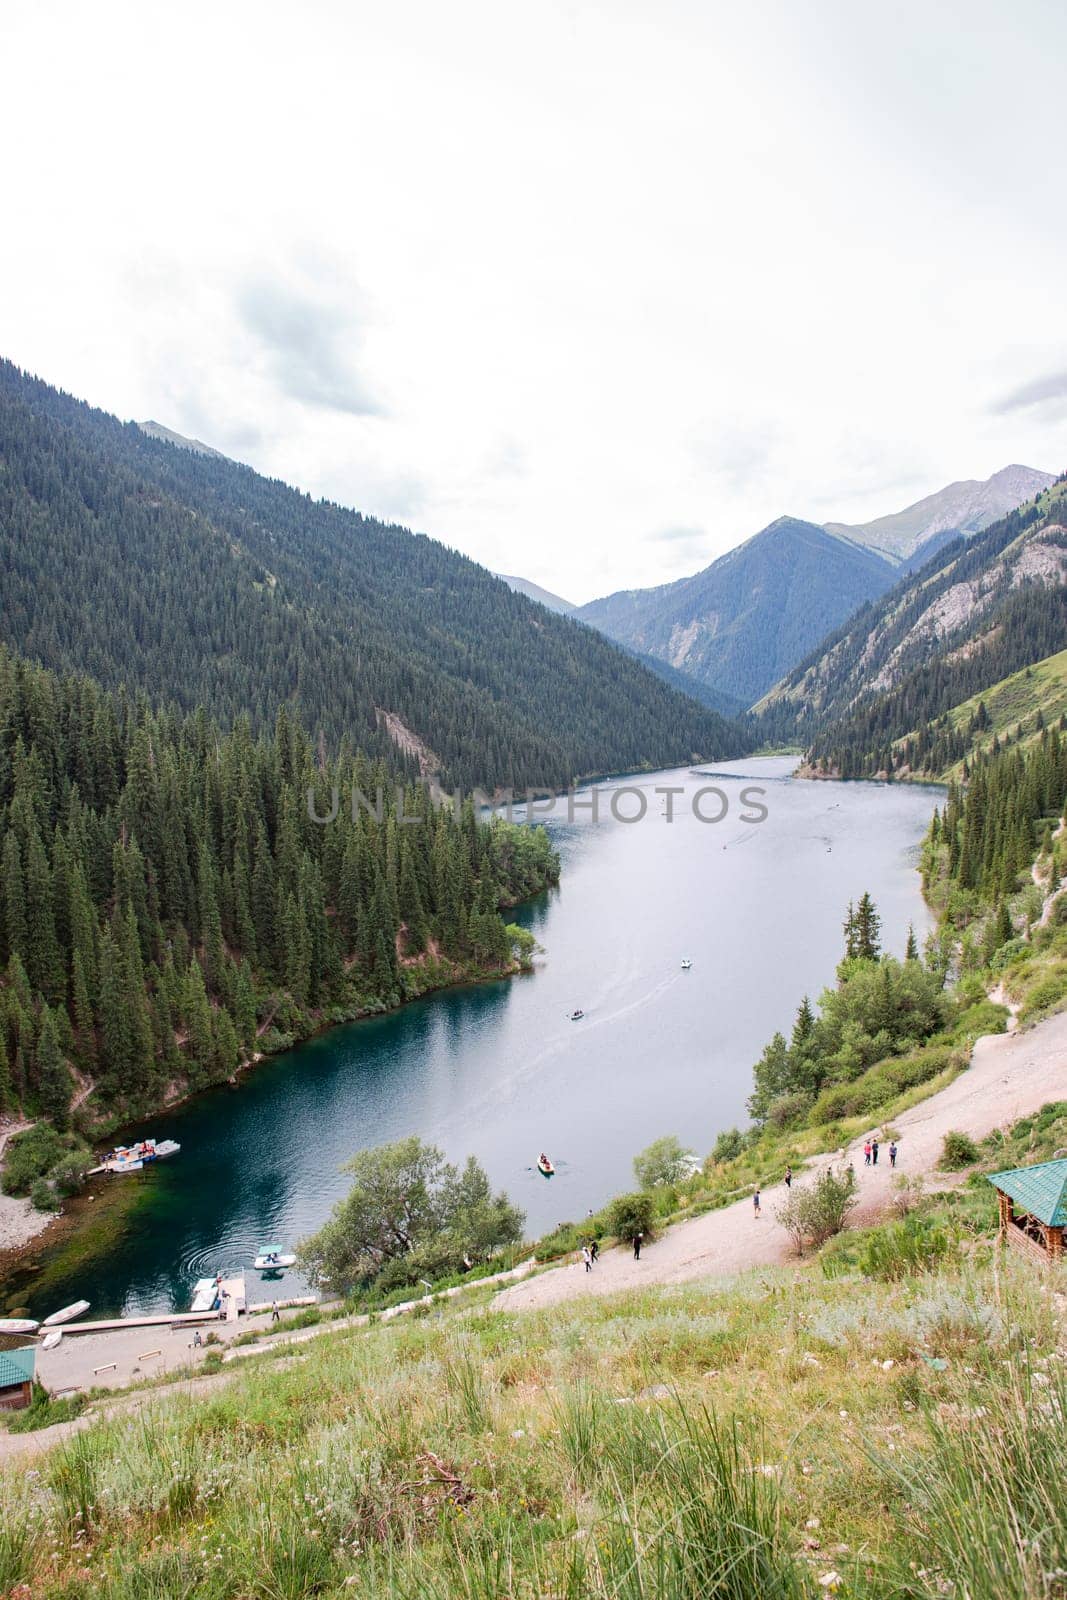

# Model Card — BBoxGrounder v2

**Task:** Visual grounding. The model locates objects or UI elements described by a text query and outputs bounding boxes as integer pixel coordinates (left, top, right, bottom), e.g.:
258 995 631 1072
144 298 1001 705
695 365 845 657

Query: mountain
0 360 746 794
577 517 897 708
758 476 1067 777
494 573 576 614
825 464 1055 564
138 419 228 459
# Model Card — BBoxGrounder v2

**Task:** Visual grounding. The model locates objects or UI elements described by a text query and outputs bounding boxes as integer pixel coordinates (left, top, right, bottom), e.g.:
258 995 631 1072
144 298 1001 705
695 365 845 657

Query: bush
939 1130 979 1170
1 1126 66 1195
766 1091 813 1129
855 1214 955 1281
711 1127 745 1164
776 1169 857 1254
606 1191 655 1245
29 1177 59 1212
633 1135 696 1189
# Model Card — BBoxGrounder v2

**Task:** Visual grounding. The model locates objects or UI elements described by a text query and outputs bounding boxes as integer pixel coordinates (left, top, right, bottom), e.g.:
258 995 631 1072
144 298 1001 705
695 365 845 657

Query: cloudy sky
2 0 1065 602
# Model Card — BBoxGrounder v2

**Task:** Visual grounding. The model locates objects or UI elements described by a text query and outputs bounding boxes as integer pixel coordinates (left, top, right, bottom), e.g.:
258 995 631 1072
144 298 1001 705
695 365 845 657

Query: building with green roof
0 1345 36 1411
987 1158 1067 1264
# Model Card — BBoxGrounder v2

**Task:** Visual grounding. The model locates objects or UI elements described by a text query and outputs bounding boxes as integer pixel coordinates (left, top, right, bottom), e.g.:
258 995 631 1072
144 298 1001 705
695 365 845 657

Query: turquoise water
25 758 939 1316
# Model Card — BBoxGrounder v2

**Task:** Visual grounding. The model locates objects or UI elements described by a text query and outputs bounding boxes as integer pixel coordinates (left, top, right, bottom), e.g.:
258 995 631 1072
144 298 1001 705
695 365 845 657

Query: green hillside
921 648 1067 780
2 1102 1065 1600
0 361 745 796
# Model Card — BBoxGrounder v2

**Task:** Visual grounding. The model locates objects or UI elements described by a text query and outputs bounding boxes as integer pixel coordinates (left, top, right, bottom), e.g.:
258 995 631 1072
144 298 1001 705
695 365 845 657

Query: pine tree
35 1006 72 1129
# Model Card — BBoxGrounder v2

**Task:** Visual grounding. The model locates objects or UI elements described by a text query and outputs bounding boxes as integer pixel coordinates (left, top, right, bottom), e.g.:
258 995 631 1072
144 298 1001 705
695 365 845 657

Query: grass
1 1182 1064 1598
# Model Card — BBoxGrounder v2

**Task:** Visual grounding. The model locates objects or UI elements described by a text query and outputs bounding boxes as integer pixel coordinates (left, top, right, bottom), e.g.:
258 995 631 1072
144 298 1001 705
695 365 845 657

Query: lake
21 758 940 1316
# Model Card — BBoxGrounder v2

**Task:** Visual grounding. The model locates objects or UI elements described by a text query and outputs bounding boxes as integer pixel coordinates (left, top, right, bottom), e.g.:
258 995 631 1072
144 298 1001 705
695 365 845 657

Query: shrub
711 1127 745 1164
856 1214 955 1281
766 1091 813 1129
29 1177 59 1212
776 1169 857 1254
607 1190 655 1245
633 1135 696 1189
1 1126 65 1195
939 1130 980 1170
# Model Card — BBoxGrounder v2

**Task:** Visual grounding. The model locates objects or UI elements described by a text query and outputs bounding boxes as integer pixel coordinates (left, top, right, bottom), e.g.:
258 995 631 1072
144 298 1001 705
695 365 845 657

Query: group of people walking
863 1138 898 1167
753 1138 900 1217
580 1239 601 1271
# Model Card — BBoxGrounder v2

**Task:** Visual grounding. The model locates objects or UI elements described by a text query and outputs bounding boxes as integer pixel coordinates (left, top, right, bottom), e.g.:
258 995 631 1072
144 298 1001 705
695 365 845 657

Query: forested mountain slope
761 478 1067 777
0 362 744 794
577 517 896 707
0 645 558 1127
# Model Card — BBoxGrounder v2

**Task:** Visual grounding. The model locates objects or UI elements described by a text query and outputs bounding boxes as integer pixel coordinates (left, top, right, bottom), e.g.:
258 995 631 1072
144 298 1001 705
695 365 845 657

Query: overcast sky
2 0 1065 603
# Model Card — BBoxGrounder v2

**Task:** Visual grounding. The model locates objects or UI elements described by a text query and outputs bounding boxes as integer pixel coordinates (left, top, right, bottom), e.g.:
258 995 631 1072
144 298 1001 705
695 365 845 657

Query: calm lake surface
26 758 940 1316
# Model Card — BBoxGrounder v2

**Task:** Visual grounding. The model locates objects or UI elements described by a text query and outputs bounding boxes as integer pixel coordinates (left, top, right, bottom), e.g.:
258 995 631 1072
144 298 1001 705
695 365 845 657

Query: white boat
569 1008 584 1021
0 1318 39 1335
681 958 692 970
254 1244 296 1271
98 1137 180 1174
190 1278 221 1314
43 1300 90 1327
41 1330 63 1351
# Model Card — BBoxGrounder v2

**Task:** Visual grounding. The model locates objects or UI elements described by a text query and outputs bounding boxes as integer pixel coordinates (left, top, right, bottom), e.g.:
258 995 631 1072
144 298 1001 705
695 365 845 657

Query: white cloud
0 0 1064 603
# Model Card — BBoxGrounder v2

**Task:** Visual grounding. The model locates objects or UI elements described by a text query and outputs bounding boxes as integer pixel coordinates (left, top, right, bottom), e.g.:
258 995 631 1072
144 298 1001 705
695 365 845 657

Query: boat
43 1300 90 1327
569 1008 584 1021
190 1278 221 1314
41 1330 63 1351
681 958 692 970
537 1154 555 1177
94 1137 181 1174
0 1318 39 1335
254 1244 297 1271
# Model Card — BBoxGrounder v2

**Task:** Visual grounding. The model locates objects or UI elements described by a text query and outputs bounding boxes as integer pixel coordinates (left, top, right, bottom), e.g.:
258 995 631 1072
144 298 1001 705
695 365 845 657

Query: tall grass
868 1363 1067 1599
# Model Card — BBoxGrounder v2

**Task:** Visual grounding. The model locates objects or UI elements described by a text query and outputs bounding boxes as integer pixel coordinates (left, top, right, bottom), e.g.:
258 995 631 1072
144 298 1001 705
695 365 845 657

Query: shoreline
0 941 547 1290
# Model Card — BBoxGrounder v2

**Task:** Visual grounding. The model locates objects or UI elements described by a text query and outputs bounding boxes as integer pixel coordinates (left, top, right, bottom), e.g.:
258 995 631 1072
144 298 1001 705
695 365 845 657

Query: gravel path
494 1005 1067 1313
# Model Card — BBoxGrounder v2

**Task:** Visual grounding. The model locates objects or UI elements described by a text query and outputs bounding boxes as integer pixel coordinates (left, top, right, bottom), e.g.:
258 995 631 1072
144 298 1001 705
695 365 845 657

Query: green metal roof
987 1158 1067 1227
0 1346 36 1388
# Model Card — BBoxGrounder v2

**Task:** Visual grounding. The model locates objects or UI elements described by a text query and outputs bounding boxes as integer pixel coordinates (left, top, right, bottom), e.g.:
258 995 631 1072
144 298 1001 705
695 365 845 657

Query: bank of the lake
6 759 940 1320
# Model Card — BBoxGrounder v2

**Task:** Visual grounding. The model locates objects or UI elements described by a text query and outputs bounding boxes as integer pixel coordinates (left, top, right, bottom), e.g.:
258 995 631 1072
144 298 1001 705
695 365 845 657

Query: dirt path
495 1007 1067 1313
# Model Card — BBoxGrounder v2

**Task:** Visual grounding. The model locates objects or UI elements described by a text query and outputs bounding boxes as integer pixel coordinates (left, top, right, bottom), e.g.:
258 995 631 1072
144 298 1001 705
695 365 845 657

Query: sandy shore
495 1003 1067 1313
0 1120 53 1257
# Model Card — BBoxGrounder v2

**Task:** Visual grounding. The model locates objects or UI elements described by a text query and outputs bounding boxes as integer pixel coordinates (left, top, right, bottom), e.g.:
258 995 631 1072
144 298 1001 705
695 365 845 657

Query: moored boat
0 1318 39 1335
41 1330 63 1351
43 1300 90 1327
190 1278 221 1314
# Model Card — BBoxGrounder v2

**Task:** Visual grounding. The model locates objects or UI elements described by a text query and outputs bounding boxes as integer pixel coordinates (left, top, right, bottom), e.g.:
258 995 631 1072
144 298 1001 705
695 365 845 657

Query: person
633 1232 643 1260
784 1166 792 1189
271 1301 280 1322
590 1239 599 1262
864 1140 872 1166
872 1138 880 1166
192 1329 202 1348
889 1141 898 1168
581 1245 592 1273
753 1185 761 1218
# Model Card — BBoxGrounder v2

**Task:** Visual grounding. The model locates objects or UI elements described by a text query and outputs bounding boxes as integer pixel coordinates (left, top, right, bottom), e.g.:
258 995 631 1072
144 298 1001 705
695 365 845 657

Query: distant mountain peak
826 464 1055 563
494 573 576 614
578 514 895 707
138 419 228 460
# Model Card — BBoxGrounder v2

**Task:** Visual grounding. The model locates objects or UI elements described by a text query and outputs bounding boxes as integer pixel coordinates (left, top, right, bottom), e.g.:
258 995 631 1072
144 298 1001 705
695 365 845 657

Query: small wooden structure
0 1345 36 1411
988 1158 1067 1264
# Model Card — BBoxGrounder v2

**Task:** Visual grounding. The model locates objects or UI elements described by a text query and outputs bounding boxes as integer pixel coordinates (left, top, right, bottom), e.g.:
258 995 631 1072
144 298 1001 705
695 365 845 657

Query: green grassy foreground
2 1111 1066 1600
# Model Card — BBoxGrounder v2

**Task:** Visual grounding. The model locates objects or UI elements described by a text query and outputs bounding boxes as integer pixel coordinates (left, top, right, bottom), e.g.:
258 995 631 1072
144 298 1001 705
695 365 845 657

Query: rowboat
41 1330 63 1351
43 1300 90 1327
537 1154 555 1177
569 1009 584 1021
0 1318 38 1335
254 1245 297 1271
681 958 692 970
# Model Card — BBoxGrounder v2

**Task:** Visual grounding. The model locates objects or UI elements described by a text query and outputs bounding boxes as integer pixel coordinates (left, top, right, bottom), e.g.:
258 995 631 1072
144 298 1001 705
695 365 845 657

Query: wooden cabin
988 1158 1067 1265
0 1346 36 1412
